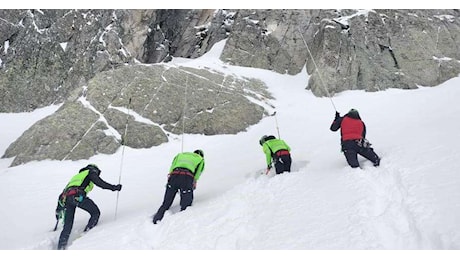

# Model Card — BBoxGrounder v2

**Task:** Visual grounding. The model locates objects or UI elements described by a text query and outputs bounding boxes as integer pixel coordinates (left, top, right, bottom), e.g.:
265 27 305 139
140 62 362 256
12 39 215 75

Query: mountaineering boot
373 157 381 167
57 242 67 250
152 214 160 224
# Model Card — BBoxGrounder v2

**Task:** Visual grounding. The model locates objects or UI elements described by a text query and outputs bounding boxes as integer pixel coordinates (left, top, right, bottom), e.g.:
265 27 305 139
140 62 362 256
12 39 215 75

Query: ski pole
115 97 131 220
273 111 280 138
181 76 189 153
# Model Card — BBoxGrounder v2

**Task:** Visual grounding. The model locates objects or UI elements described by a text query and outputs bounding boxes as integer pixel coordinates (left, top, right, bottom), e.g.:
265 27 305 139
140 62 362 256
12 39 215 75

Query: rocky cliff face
0 10 135 112
0 9 233 113
220 9 460 95
1 9 459 166
306 9 460 95
2 64 270 166
2 9 459 112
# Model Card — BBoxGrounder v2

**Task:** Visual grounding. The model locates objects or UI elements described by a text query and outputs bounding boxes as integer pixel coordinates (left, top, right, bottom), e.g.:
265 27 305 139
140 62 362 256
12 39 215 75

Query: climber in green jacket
55 164 122 250
260 135 292 174
153 150 205 224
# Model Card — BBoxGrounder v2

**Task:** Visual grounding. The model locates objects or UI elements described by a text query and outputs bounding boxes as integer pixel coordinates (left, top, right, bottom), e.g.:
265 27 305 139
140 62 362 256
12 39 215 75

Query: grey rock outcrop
2 64 271 166
0 10 138 112
305 9 460 95
2 101 120 166
142 9 234 63
219 9 460 96
221 10 315 75
0 9 233 113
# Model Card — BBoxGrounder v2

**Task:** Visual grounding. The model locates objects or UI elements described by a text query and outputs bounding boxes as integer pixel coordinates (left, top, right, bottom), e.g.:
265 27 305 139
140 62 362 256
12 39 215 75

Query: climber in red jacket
330 109 381 168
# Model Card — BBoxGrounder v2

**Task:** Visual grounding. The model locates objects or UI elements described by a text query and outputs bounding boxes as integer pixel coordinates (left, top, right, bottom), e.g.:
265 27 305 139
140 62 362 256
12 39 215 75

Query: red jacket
340 117 364 141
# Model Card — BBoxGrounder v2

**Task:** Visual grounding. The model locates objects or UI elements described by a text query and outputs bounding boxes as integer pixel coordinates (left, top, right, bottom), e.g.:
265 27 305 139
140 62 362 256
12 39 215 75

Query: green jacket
262 139 291 167
169 152 205 181
65 169 94 194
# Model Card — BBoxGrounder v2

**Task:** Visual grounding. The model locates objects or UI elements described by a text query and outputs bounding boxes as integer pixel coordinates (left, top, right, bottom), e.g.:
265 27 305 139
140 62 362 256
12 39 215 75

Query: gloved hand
335 111 340 118
112 184 122 191
267 165 272 171
265 165 272 175
193 180 197 190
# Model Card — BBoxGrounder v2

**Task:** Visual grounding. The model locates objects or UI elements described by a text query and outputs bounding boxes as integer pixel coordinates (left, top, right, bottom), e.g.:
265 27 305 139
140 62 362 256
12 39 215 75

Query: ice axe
53 219 59 231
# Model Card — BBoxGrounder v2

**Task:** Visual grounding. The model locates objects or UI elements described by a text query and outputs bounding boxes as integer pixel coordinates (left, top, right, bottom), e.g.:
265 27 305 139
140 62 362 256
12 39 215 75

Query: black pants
57 195 100 249
274 154 292 174
342 140 380 168
153 174 194 224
